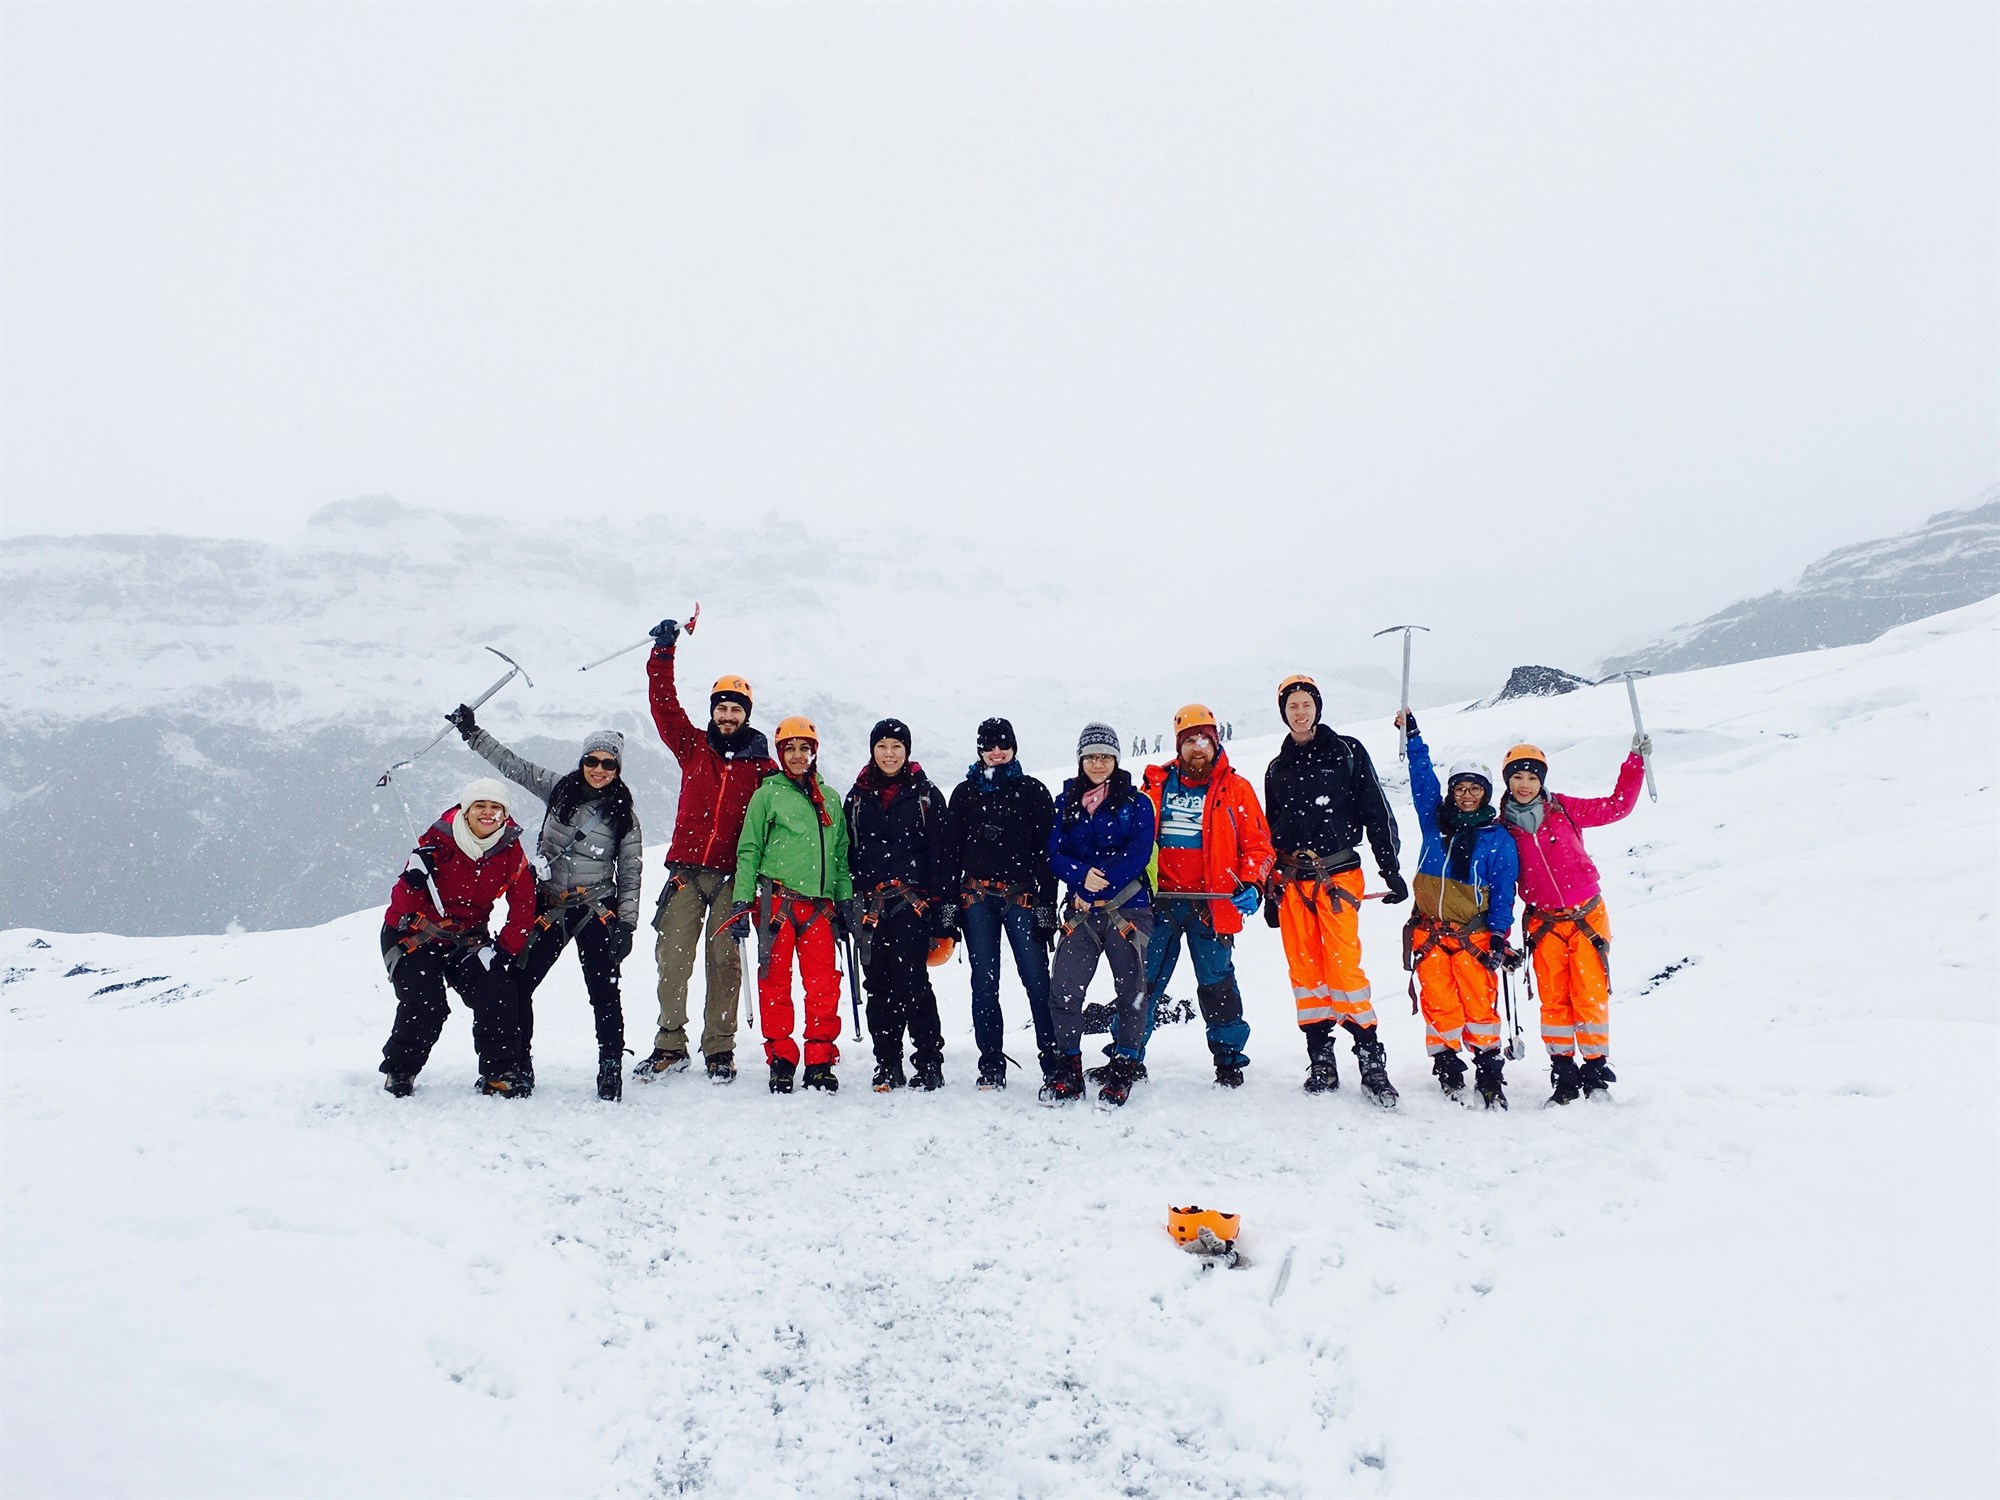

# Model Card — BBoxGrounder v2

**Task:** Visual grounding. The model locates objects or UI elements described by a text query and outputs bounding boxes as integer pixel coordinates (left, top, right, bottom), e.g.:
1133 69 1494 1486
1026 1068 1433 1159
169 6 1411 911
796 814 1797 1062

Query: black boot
383 1072 415 1098
1302 1022 1340 1094
705 1052 736 1084
1213 1061 1246 1089
597 1058 623 1102
1579 1055 1617 1100
1433 1049 1468 1101
911 1060 944 1092
1098 1053 1143 1108
1039 1054 1085 1104
1088 1054 1147 1085
976 1059 1008 1090
1473 1048 1507 1110
802 1061 839 1093
872 1058 907 1093
1353 1032 1399 1109
769 1057 796 1094
1548 1054 1581 1106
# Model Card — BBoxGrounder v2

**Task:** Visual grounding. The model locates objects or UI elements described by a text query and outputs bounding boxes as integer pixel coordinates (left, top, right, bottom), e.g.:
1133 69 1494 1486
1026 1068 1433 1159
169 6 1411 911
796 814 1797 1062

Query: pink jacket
1503 753 1645 911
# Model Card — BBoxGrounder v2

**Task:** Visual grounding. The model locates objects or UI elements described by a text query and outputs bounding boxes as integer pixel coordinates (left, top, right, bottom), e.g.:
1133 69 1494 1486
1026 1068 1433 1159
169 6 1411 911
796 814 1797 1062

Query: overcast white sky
2 2 1994 670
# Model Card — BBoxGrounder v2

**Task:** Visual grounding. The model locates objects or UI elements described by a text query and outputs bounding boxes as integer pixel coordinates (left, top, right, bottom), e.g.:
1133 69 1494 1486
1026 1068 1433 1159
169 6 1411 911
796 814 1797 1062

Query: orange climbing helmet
710 674 754 710
1167 1204 1241 1245
773 715 819 750
1502 743 1548 781
1276 674 1322 723
1173 703 1219 744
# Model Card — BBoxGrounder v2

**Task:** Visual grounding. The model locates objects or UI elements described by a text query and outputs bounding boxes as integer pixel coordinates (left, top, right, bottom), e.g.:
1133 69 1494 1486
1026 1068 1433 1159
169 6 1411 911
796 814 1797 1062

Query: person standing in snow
843 718 954 1092
1498 736 1648 1103
947 717 1059 1090
1044 724 1156 1104
1136 704 1277 1091
447 707 642 1102
729 716 854 1095
1394 711 1519 1108
378 777 536 1098
1264 676 1408 1105
639 615 777 1085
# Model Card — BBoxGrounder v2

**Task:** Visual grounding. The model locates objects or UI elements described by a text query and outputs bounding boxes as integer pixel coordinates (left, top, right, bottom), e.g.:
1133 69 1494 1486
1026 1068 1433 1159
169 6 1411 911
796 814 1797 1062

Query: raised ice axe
1597 668 1659 803
1373 624 1430 762
579 602 700 672
375 646 534 787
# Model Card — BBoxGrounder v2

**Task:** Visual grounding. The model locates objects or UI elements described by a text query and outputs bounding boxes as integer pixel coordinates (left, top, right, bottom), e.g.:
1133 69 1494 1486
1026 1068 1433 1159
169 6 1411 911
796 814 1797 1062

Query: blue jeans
960 894 1055 1071
1143 898 1250 1066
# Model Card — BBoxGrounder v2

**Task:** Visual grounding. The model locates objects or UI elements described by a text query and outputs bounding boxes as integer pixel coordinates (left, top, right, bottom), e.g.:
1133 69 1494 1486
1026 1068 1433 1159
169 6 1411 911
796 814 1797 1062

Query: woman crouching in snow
379 777 536 1098
1498 735 1648 1104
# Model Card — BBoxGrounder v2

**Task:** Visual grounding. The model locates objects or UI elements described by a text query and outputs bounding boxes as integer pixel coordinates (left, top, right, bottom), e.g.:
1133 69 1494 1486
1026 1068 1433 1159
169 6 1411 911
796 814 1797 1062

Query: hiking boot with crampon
1087 1057 1147 1085
1304 1053 1340 1093
1473 1048 1507 1110
1354 1036 1400 1108
1547 1055 1582 1106
801 1062 839 1093
597 1058 623 1102
1579 1056 1616 1101
1098 1055 1142 1108
872 1059 906 1093
633 1048 690 1081
769 1058 796 1095
383 1072 415 1098
1213 1063 1246 1089
1433 1050 1468 1102
705 1052 736 1085
911 1062 944 1092
976 1060 1008 1090
1039 1056 1085 1105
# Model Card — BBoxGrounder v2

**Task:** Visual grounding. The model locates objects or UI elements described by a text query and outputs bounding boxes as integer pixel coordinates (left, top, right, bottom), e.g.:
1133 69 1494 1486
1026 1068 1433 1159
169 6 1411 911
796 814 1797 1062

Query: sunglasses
580 756 621 772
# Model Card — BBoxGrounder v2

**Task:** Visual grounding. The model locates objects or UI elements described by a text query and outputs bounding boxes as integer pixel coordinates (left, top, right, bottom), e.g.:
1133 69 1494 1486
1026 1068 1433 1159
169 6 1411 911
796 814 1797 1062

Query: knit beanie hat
870 717 912 754
459 776 512 814
580 728 624 763
1076 722 1120 759
977 717 1017 754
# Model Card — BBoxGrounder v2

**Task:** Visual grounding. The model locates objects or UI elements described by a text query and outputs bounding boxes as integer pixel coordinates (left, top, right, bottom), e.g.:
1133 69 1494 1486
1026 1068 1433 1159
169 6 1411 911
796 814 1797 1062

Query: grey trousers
1049 906 1154 1059
652 866 741 1058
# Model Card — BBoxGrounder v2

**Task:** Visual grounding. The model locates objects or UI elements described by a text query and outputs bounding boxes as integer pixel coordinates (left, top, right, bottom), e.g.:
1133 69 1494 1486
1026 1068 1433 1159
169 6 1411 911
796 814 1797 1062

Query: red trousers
758 896 844 1068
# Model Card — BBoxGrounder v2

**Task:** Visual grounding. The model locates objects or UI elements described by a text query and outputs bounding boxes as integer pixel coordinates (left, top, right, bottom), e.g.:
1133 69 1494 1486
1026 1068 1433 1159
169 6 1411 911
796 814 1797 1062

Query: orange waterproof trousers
1278 868 1378 1030
1530 901 1612 1060
1413 928 1501 1056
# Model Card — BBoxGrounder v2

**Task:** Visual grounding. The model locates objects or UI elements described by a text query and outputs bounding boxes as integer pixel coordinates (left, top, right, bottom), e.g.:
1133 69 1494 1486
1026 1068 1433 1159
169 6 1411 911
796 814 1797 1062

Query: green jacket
733 770 854 904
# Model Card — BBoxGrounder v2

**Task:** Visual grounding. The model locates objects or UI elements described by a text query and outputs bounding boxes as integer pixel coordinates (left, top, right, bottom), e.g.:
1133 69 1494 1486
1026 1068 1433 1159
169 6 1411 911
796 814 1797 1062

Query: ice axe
578 603 700 672
375 646 534 786
1596 669 1659 802
1372 624 1430 762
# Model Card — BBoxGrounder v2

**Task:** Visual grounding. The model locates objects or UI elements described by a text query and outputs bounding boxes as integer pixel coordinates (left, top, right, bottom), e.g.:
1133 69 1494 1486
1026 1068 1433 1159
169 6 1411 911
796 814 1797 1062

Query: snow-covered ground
5 600 1996 1498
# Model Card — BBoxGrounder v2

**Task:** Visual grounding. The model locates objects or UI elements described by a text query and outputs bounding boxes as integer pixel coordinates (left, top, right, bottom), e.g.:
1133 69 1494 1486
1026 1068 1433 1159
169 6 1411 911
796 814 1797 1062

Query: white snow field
5 600 1996 1499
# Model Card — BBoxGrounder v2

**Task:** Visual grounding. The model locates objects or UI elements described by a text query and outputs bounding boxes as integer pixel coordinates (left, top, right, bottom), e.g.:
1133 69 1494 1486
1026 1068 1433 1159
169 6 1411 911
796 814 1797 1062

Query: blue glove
1230 883 1260 917
649 618 681 648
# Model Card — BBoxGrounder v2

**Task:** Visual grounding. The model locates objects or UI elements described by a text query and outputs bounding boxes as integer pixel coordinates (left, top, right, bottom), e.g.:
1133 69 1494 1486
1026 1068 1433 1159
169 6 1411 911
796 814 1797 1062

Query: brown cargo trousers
652 865 742 1058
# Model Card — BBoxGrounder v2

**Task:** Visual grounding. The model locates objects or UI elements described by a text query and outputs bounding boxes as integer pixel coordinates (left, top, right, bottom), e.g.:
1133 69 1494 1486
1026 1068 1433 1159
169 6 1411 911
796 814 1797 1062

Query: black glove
1379 871 1409 905
934 904 959 941
724 900 755 940
444 703 478 740
1499 939 1523 972
648 617 681 649
398 847 437 889
1262 884 1282 929
1398 710 1419 738
606 920 634 965
399 867 429 891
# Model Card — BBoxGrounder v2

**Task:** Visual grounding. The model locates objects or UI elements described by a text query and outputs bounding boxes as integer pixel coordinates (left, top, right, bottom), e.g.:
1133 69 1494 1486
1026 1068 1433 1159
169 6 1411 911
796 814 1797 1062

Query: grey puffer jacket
468 729 644 929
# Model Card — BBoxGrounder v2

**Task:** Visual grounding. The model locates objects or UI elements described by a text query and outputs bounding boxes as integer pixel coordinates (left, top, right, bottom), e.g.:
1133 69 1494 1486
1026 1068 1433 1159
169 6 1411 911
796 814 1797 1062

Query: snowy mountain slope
4 600 1995 1498
1 496 1441 935
1598 487 1999 677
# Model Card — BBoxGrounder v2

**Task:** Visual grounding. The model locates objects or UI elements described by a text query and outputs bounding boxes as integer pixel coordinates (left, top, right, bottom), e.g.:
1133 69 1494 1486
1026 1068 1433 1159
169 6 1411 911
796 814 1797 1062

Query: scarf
451 808 507 862
857 760 924 810
790 770 833 827
1502 793 1546 835
1438 801 1498 884
968 758 1023 793
1064 767 1132 828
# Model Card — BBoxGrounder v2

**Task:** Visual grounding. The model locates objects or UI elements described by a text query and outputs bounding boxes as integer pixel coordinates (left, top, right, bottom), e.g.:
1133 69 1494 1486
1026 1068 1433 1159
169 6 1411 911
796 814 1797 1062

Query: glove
1262 887 1282 929
444 703 478 740
1032 904 1058 951
1230 883 1260 917
1379 871 1409 906
934 906 959 942
398 846 437 889
1477 938 1522 973
1396 709 1419 738
834 897 863 942
399 867 429 891
1499 939 1523 972
606 920 634 964
648 617 681 649
723 900 755 939
1632 731 1653 758
1181 1225 1244 1270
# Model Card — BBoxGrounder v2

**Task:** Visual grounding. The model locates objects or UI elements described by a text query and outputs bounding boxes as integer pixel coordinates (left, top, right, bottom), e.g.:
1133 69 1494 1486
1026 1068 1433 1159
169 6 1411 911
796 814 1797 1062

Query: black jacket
1263 726 1402 877
946 761 1058 910
843 763 953 901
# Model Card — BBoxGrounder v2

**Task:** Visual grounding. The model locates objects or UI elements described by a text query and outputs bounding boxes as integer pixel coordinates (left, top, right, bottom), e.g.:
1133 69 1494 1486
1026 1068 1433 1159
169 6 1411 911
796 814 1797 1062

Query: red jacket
1504 753 1645 911
1140 749 1277 936
647 647 778 871
383 807 537 956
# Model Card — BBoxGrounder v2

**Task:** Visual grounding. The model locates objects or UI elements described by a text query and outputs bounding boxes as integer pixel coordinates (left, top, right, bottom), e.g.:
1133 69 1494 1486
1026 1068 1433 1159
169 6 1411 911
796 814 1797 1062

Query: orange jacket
1140 749 1277 936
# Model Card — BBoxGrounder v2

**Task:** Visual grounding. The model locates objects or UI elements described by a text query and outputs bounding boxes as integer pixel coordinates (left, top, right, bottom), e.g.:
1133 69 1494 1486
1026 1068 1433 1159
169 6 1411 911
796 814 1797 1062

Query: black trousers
379 928 523 1080
861 904 944 1070
512 906 626 1064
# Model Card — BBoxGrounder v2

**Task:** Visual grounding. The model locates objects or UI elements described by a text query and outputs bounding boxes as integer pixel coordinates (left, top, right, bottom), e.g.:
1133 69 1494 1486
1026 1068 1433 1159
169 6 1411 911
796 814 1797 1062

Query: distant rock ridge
1600 489 2000 678
1468 664 1595 710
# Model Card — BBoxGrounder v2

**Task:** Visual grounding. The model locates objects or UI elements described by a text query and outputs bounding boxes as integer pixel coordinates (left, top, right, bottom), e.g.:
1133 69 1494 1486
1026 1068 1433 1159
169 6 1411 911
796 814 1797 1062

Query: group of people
377 618 1649 1111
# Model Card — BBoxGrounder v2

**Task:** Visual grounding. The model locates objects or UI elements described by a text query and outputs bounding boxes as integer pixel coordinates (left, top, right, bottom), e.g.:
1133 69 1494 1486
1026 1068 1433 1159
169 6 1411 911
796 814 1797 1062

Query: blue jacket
1408 730 1518 937
1048 769 1156 907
